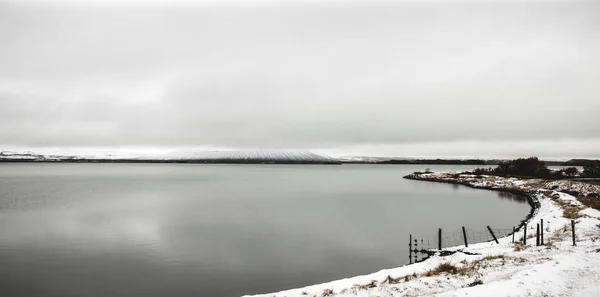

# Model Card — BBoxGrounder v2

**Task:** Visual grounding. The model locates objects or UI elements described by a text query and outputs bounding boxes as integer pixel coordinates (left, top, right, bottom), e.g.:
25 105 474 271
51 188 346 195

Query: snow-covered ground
246 172 600 297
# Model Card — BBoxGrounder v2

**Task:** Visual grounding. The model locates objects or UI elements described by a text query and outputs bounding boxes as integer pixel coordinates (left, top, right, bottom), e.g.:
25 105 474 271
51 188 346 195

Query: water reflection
0 164 530 297
496 191 528 203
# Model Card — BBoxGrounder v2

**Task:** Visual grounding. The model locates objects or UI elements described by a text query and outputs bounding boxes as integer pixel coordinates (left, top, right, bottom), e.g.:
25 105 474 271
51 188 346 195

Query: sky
0 0 599 159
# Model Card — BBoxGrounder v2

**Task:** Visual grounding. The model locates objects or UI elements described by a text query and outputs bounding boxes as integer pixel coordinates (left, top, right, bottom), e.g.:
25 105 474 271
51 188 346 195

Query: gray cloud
1 1 599 158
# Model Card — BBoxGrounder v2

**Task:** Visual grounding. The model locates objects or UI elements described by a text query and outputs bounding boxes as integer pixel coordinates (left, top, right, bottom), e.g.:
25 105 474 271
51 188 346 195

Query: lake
0 163 529 297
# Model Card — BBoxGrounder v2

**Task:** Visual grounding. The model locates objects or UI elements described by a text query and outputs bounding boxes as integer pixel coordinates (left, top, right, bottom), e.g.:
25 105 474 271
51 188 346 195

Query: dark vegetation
470 157 600 210
377 159 486 165
374 158 571 166
583 160 600 178
471 157 581 179
563 159 600 167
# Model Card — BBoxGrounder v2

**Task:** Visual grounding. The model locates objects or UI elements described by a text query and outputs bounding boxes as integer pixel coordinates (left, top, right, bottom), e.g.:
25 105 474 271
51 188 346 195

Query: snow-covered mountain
156 149 337 162
0 149 340 164
335 156 392 163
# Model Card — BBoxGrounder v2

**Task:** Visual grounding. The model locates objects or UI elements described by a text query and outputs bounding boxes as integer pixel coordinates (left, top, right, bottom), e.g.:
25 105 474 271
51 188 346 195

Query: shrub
559 167 579 177
473 157 551 178
583 160 600 177
471 157 581 179
495 157 550 177
473 167 493 175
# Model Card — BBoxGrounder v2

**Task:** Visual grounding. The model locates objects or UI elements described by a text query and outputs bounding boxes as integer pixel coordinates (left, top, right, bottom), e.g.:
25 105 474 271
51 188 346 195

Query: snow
156 149 338 162
336 156 391 163
0 147 164 160
246 173 600 297
0 148 338 163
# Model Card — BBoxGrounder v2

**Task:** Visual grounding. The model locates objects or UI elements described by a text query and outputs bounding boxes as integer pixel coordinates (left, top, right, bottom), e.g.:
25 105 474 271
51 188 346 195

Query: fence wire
410 226 515 250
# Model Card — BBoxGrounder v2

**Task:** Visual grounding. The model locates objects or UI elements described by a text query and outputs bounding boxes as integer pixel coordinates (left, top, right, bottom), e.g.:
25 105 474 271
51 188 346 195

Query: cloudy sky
1 0 599 158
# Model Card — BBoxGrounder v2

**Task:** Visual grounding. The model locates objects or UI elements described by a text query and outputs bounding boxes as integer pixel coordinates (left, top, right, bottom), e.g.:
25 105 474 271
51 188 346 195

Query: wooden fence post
536 224 540 246
409 234 412 264
523 223 527 245
571 220 576 246
487 226 499 244
512 226 515 244
541 219 544 245
462 226 468 247
438 228 442 250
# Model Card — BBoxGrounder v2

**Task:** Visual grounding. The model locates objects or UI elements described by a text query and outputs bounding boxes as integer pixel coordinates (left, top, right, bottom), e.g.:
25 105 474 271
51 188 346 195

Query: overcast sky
1 0 599 158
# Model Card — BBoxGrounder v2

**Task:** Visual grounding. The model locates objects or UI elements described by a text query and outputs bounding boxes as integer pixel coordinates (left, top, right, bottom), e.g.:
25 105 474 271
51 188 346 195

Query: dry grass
421 256 526 280
352 280 377 290
542 223 572 249
321 288 334 297
548 195 584 219
383 275 401 284
513 241 529 252
424 262 473 277
468 255 527 274
383 272 419 285
563 204 584 219
345 256 529 295
481 255 506 261
579 196 600 210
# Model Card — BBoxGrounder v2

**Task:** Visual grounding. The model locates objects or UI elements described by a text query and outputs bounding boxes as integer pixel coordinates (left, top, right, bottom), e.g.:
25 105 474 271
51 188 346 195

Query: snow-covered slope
0 148 339 163
335 156 392 163
154 149 338 162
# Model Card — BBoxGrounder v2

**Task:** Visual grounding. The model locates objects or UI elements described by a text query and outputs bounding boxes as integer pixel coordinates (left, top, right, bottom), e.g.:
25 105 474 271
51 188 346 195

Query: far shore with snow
247 171 600 297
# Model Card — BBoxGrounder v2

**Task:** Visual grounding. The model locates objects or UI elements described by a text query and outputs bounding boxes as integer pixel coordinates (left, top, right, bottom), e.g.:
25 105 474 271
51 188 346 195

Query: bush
494 157 551 178
473 167 494 175
560 167 579 177
472 157 584 179
583 160 600 178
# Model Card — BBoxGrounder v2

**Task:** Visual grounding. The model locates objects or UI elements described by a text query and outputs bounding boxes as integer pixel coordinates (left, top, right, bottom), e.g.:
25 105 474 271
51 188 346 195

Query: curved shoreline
249 172 600 297
403 173 540 236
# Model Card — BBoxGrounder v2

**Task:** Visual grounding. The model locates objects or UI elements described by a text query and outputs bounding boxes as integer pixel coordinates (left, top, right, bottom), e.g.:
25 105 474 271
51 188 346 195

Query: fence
408 219 578 264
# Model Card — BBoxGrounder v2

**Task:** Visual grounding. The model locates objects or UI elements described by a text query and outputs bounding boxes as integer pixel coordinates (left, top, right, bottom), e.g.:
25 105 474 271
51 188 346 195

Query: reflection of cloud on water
0 193 167 253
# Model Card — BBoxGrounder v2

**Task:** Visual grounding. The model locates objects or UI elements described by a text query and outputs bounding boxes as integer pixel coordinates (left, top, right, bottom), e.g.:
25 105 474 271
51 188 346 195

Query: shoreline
0 159 343 165
247 172 600 297
403 173 541 240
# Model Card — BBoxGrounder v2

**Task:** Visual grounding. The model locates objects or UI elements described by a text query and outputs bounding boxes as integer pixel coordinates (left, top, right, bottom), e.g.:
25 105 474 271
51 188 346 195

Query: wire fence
409 226 514 250
409 218 578 264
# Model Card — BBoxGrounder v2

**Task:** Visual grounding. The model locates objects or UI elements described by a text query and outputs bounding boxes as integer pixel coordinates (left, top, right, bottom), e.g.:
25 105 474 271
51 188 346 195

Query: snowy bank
246 172 600 297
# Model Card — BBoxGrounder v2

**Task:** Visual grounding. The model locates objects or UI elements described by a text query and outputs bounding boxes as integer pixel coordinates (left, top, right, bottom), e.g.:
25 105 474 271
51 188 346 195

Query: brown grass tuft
549 195 584 218
384 275 402 284
513 241 528 252
579 196 600 210
424 262 473 277
352 280 377 290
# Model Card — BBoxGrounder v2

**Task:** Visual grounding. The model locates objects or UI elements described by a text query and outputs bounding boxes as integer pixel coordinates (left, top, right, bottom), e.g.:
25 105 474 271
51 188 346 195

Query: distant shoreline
0 158 581 166
0 159 343 165
403 172 540 237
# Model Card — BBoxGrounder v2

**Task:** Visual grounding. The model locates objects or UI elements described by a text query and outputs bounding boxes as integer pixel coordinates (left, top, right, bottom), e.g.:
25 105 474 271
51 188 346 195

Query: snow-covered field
247 172 600 297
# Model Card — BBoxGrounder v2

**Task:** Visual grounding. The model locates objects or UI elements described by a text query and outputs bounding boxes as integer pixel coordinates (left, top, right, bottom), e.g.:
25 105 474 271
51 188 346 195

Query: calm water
0 164 529 297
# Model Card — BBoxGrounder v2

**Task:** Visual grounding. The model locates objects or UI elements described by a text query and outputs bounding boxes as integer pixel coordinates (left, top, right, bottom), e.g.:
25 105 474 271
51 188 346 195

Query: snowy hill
0 149 341 164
